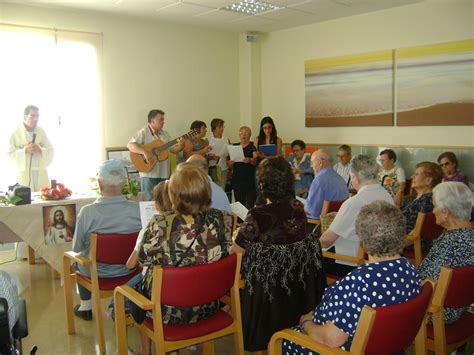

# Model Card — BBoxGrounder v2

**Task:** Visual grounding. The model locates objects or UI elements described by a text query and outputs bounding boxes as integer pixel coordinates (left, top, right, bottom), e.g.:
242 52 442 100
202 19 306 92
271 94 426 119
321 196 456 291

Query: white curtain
0 24 102 193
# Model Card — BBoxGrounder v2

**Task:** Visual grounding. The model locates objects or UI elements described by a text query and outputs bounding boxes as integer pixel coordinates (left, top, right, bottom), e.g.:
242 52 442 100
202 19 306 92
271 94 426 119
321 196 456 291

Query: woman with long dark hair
253 116 282 159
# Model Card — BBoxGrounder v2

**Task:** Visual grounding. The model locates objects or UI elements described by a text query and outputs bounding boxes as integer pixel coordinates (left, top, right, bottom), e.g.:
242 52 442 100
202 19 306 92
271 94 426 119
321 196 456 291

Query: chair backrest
419 213 444 241
404 178 412 196
321 199 346 216
94 232 139 264
363 281 433 354
444 265 474 308
159 253 237 308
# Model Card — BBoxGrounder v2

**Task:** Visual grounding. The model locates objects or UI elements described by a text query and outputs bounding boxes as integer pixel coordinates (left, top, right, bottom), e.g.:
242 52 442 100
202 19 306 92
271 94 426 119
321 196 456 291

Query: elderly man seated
319 155 393 276
187 154 231 213
305 150 348 220
72 159 142 320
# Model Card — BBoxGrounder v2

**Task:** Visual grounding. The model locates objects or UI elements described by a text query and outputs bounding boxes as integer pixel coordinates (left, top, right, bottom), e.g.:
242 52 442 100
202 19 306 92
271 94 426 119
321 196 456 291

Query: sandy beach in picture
305 53 393 127
397 50 474 125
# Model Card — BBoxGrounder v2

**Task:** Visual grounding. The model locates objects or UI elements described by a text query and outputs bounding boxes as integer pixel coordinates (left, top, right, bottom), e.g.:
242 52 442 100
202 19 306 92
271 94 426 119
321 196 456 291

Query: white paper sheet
230 202 248 221
139 201 157 228
227 145 245 162
295 196 306 205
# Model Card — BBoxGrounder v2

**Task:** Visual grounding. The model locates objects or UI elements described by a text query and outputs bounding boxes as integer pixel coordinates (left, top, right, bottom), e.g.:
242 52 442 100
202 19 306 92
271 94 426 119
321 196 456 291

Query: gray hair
356 200 406 257
433 182 472 220
350 155 379 181
98 174 126 188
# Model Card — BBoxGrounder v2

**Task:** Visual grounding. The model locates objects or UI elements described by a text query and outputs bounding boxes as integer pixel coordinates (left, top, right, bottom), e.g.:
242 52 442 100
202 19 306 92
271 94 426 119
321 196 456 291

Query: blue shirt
208 176 231 213
72 195 142 277
305 167 349 219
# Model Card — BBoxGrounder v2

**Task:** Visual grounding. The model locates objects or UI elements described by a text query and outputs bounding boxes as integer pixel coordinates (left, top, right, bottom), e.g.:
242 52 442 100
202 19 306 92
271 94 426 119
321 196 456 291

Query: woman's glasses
439 162 451 167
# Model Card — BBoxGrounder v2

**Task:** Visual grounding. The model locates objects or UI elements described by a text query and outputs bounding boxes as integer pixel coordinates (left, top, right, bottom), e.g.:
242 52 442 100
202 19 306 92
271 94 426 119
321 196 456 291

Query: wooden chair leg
62 257 75 334
51 266 60 280
234 326 245 355
27 245 35 264
203 340 215 355
92 290 106 354
114 292 128 355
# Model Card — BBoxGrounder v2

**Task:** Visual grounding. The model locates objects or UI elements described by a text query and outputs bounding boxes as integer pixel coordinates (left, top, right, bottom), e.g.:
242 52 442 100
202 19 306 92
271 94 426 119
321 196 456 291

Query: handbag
130 214 204 324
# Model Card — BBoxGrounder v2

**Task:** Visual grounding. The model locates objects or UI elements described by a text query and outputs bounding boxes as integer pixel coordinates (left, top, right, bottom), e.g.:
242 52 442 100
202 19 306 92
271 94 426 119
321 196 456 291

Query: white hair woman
282 201 421 354
419 181 474 324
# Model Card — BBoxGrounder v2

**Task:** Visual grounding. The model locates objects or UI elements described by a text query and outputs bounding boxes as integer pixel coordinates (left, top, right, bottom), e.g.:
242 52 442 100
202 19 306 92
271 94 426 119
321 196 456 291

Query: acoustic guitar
130 129 198 172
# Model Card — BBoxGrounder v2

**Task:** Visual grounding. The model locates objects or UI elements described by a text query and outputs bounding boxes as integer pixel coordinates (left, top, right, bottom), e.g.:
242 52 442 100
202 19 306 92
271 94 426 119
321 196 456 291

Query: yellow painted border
396 39 474 59
304 50 393 71
305 50 393 71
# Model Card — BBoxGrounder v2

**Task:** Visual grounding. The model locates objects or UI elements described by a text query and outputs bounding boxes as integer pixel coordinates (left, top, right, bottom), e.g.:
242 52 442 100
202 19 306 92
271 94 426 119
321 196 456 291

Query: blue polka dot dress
282 257 421 354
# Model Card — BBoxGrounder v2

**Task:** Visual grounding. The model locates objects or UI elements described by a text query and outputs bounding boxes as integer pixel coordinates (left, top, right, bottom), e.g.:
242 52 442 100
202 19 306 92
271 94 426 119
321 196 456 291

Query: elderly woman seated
231 156 326 352
377 149 406 207
437 151 470 186
134 163 232 355
282 201 422 354
402 161 443 234
287 139 313 198
419 182 474 324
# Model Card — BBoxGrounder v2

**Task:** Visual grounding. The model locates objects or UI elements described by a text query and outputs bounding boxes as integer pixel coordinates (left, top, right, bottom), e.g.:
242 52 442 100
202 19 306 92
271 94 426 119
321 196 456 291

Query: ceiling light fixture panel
223 0 281 15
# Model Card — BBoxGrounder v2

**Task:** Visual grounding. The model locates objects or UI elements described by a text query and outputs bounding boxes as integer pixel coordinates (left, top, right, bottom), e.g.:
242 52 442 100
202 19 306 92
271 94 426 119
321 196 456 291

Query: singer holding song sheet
7 105 54 191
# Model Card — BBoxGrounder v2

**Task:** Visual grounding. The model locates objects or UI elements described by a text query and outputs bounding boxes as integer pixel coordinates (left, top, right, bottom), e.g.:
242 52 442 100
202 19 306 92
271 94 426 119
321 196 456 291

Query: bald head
186 154 209 173
311 149 332 173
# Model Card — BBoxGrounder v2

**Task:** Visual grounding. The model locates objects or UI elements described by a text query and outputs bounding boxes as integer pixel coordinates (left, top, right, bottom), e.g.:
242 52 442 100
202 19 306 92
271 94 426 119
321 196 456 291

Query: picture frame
105 147 137 174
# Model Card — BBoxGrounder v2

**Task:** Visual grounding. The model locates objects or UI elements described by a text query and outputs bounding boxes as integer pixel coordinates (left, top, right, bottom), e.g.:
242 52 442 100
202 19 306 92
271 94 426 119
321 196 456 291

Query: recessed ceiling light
223 0 281 15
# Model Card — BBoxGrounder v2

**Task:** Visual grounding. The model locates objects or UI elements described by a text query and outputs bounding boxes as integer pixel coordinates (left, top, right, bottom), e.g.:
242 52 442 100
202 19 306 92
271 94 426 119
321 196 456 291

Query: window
0 24 102 192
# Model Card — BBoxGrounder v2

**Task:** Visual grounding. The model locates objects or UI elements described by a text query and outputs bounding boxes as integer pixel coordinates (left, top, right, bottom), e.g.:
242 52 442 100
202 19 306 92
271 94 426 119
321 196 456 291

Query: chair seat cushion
143 310 234 341
427 312 474 344
77 269 140 291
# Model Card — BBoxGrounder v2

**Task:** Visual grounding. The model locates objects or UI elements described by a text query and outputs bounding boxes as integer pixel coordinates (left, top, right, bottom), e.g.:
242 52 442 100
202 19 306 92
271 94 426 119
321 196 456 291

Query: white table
0 194 97 275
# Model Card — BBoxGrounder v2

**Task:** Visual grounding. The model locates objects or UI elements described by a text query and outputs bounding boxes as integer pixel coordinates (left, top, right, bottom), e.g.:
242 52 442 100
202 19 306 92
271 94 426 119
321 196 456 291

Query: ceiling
3 0 422 33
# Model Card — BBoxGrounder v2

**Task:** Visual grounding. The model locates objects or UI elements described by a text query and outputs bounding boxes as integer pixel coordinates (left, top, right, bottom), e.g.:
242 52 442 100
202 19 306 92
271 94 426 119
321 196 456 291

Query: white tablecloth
0 194 97 273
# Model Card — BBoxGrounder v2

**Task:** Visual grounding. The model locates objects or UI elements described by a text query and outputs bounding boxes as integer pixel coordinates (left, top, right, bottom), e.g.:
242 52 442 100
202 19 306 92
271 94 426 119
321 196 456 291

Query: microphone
32 133 37 144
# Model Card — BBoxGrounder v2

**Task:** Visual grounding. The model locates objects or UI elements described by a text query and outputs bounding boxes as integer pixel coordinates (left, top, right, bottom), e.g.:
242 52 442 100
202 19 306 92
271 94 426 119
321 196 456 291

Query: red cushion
161 254 237 307
402 248 429 260
427 312 474 345
77 269 140 291
95 232 139 264
143 310 233 341
365 282 432 354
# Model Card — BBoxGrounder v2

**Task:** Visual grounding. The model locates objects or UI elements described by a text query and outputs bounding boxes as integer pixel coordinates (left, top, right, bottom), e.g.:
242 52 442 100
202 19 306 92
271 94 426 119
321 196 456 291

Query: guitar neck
157 131 195 152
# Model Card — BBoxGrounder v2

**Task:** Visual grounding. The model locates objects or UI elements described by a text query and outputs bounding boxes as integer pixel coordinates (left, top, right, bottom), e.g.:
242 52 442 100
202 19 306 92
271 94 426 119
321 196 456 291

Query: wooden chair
321 199 346 217
403 178 413 198
426 266 474 355
323 246 366 285
403 212 444 266
114 253 244 355
268 280 434 355
62 232 140 354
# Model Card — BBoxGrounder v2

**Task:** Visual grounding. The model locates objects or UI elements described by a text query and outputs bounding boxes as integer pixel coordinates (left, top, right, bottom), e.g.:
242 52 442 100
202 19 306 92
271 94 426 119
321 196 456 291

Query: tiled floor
0 252 237 354
1 250 473 355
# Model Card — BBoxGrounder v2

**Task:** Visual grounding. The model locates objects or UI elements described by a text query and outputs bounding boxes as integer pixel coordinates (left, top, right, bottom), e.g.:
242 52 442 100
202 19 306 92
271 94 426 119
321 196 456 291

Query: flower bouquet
41 182 72 200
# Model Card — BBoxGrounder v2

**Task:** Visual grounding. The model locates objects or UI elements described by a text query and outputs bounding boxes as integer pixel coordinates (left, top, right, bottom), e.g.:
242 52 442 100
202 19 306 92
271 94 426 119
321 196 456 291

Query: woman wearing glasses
437 152 469 186
402 162 443 234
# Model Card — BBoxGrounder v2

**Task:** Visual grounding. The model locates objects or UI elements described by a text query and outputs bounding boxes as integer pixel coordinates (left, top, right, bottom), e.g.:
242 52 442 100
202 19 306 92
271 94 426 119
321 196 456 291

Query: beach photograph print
42 204 76 245
305 50 394 127
396 39 474 126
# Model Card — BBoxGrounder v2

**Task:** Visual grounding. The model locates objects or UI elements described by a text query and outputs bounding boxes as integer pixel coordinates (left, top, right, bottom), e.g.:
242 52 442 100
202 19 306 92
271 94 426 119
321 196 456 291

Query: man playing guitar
127 109 184 201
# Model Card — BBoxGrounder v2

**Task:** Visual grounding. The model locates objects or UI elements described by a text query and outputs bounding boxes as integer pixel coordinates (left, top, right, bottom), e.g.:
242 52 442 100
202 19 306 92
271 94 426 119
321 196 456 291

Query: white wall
0 3 241 151
257 0 474 147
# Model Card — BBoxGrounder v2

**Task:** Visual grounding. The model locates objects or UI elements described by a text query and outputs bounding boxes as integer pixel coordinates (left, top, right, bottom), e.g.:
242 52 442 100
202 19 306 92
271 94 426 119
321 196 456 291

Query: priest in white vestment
7 105 54 191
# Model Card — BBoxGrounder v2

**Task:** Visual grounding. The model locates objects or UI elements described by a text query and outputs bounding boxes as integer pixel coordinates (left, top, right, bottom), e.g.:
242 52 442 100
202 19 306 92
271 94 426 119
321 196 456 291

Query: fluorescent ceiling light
223 0 281 15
